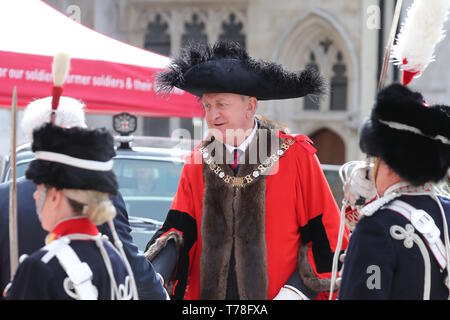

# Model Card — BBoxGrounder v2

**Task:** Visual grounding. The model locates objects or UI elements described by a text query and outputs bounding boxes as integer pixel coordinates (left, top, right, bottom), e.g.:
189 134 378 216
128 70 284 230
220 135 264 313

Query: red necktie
230 149 239 171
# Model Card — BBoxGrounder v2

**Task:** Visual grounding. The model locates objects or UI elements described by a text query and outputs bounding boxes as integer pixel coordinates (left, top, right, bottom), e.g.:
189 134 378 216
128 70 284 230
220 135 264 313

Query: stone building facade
2 0 449 165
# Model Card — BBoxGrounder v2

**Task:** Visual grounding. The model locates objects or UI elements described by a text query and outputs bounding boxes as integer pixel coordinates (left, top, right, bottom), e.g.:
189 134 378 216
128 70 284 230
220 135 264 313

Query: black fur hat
360 84 450 185
157 40 326 100
26 123 118 194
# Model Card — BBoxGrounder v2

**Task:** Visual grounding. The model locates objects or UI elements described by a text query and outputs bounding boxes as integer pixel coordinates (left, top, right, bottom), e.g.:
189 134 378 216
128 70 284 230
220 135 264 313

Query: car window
113 158 183 222
16 162 30 181
11 158 183 223
322 168 344 207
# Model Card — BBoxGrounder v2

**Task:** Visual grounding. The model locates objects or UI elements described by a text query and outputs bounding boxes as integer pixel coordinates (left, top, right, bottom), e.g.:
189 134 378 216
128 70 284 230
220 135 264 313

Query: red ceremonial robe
147 119 348 300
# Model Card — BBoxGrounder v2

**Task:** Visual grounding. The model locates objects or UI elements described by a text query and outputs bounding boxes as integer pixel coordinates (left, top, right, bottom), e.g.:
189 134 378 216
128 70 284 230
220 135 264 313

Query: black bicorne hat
26 123 118 195
360 84 450 185
157 40 326 100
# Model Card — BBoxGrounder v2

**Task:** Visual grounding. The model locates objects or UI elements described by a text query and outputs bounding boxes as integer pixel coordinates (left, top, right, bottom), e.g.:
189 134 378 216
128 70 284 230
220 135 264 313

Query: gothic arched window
304 52 320 111
144 14 171 56
219 13 246 48
181 13 208 47
330 51 348 111
143 14 171 137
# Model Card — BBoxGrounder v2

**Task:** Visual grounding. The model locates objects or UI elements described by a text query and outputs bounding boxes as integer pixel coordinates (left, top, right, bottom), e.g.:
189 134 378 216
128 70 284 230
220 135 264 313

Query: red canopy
0 0 204 118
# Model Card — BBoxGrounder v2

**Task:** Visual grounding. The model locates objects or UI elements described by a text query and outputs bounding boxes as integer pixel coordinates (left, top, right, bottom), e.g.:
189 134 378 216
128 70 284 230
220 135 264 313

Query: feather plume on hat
50 52 71 123
21 52 87 141
391 0 450 85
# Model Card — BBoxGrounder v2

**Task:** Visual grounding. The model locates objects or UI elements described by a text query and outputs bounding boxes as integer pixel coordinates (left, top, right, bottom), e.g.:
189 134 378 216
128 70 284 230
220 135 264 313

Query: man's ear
247 97 258 115
48 188 63 209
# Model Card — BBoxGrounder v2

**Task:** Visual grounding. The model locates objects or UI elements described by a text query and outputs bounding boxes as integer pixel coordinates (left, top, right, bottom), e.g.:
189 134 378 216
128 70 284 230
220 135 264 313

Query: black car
1 144 346 252
0 137 191 251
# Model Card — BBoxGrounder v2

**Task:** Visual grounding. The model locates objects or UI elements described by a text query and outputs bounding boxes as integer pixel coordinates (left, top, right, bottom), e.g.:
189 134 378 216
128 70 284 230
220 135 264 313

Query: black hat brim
157 41 326 100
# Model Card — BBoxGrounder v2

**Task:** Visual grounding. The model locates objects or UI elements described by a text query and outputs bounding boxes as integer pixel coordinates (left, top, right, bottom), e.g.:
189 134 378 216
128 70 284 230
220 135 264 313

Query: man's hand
343 166 377 209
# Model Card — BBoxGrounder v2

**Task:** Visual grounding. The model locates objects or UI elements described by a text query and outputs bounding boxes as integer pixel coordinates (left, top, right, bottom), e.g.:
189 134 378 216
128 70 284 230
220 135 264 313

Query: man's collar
224 120 258 154
46 216 99 244
384 181 434 196
384 182 410 196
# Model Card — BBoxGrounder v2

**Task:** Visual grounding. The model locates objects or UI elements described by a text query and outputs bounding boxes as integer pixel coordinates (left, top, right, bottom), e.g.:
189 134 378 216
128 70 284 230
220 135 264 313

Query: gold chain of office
199 138 295 188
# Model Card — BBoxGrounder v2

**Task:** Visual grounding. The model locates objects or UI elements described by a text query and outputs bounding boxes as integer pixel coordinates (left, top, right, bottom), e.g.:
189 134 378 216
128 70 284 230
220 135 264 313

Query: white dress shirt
224 120 258 155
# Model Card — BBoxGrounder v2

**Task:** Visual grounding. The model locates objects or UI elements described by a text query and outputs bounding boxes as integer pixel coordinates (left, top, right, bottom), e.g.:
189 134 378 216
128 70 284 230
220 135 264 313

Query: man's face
33 184 58 232
201 93 256 144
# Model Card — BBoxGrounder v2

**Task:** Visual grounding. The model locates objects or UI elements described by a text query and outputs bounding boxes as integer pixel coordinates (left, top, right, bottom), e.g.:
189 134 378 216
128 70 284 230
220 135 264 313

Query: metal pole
378 0 404 91
9 87 19 281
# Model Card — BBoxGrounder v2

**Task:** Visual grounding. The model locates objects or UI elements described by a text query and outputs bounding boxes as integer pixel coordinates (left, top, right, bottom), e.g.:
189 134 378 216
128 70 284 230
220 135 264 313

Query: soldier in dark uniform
6 122 138 300
0 54 167 300
339 84 450 299
0 101 167 299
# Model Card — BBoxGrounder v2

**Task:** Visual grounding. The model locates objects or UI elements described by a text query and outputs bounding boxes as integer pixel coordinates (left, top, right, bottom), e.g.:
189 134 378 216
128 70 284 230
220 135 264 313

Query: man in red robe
145 40 348 300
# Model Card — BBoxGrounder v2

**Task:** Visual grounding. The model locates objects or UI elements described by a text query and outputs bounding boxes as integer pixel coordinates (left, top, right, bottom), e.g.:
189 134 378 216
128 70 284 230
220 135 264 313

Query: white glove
343 166 377 208
273 285 309 300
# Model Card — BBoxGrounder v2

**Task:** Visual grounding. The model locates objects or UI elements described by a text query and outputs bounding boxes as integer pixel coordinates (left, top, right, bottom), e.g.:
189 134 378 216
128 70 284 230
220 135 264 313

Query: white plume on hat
391 0 450 84
21 96 87 141
52 52 71 88
21 51 87 141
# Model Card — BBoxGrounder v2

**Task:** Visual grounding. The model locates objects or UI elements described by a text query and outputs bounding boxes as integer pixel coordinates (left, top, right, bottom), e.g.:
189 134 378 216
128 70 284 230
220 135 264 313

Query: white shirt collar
225 120 258 154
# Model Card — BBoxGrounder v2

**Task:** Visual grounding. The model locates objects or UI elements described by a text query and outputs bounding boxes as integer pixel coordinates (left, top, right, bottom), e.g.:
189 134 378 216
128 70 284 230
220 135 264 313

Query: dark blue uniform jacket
0 177 166 299
339 195 450 300
7 239 129 300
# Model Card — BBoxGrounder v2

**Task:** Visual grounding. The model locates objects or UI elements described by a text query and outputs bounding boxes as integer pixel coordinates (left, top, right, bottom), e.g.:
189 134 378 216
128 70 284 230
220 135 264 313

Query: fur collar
199 118 286 299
